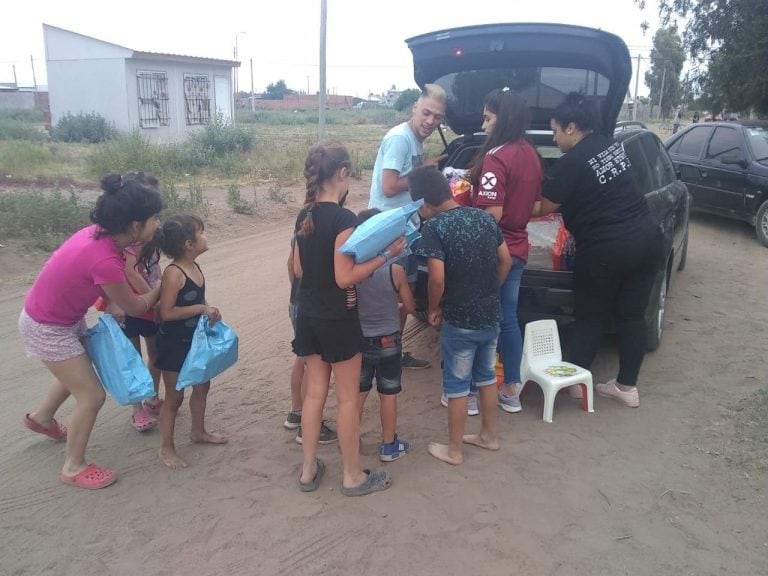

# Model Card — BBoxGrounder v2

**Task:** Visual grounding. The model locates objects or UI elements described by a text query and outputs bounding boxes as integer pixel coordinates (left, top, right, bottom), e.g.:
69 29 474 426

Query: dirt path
1 188 766 576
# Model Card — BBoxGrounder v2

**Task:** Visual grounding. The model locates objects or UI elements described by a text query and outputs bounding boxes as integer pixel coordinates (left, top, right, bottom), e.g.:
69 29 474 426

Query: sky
1 0 661 98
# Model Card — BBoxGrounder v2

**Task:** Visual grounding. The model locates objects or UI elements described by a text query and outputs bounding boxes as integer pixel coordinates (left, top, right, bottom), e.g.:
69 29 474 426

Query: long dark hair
469 88 531 184
91 172 163 238
551 91 601 133
298 141 352 237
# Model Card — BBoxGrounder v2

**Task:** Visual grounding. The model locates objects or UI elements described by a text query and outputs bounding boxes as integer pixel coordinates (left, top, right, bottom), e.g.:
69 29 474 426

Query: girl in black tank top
140 214 227 470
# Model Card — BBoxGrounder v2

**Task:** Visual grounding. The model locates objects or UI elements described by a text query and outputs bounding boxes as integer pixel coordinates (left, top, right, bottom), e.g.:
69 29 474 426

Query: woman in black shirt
292 142 405 495
533 93 662 408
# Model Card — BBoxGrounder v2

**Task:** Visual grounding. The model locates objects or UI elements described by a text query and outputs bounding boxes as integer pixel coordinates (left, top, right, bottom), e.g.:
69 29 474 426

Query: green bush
190 115 255 155
0 108 44 123
226 182 255 214
160 180 209 218
53 112 118 144
0 109 47 141
0 188 92 251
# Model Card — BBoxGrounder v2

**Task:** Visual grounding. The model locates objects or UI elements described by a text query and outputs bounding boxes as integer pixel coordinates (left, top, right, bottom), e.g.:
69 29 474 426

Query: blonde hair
420 83 446 105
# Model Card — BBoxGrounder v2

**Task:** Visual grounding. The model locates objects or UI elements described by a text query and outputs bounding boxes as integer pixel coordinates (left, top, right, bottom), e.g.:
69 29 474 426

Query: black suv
406 23 690 349
664 121 768 247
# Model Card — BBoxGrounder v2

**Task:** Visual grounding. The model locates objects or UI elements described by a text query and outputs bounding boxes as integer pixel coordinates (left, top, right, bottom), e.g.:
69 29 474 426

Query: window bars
137 72 170 128
184 74 211 125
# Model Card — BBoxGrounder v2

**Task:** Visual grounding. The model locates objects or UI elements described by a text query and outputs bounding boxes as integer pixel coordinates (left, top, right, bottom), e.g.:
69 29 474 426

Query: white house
43 24 239 141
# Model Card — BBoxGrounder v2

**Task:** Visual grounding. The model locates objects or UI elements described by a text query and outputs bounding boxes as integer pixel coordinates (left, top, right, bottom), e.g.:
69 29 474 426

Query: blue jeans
499 257 524 385
441 321 499 398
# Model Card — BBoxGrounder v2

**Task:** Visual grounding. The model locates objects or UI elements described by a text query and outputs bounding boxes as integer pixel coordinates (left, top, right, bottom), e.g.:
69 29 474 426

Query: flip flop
24 413 67 441
60 464 118 490
340 469 392 497
299 458 325 492
131 407 157 432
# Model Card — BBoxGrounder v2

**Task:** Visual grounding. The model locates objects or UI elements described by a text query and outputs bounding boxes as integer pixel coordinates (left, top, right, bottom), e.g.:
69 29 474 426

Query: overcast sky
1 0 661 97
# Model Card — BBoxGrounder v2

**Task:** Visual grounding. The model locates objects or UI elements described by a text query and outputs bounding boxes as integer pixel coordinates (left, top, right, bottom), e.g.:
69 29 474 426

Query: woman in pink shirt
19 173 163 489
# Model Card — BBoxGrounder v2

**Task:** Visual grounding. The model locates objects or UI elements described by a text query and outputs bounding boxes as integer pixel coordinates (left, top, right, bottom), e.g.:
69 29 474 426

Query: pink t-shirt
24 224 126 326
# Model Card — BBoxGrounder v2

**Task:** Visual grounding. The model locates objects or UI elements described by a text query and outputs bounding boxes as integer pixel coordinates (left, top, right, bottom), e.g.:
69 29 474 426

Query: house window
184 74 211 125
137 71 170 128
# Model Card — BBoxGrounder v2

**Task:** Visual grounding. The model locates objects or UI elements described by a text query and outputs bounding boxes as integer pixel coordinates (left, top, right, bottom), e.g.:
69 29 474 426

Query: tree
644 27 685 118
263 80 296 100
636 0 768 115
393 88 421 111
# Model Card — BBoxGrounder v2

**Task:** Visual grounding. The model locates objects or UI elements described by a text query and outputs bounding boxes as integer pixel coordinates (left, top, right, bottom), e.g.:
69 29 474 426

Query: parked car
615 120 648 135
664 121 768 246
406 23 691 350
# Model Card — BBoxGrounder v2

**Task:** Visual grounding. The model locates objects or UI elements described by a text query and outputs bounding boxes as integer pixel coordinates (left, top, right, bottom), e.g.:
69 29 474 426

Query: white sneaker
595 380 639 408
498 384 522 413
440 393 479 416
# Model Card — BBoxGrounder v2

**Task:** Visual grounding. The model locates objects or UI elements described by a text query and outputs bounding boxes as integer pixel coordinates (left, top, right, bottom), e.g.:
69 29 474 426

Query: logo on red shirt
478 171 498 200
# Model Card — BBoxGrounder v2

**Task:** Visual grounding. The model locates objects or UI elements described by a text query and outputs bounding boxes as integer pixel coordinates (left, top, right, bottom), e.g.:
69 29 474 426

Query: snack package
442 167 473 206
526 213 575 271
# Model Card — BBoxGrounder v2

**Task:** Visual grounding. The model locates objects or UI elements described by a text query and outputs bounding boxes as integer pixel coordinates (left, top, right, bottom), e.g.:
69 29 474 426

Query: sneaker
284 410 301 430
295 421 338 445
379 435 410 462
402 352 430 369
440 393 479 416
595 380 639 408
498 385 522 413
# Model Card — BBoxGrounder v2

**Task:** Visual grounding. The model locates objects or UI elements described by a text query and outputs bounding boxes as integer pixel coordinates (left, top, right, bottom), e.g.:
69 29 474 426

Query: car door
697 126 748 215
667 125 713 204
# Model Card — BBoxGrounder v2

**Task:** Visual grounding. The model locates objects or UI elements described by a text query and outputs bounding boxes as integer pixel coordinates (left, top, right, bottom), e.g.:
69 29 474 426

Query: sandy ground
1 181 767 576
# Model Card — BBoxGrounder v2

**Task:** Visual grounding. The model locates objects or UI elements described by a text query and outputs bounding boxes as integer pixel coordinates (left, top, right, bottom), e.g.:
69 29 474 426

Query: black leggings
569 228 663 386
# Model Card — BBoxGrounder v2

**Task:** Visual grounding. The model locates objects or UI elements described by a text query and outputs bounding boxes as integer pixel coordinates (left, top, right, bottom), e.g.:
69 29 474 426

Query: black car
664 121 768 246
406 23 690 349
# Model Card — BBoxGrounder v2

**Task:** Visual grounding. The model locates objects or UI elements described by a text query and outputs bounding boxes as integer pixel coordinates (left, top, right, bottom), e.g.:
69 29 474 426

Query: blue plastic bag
176 315 239 390
85 314 155 406
338 199 424 263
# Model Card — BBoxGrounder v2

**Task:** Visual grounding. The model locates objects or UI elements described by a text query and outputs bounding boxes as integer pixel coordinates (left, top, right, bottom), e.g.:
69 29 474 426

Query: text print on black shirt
587 142 631 185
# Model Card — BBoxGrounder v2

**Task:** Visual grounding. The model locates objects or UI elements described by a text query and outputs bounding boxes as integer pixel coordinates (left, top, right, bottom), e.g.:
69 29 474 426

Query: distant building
43 24 239 141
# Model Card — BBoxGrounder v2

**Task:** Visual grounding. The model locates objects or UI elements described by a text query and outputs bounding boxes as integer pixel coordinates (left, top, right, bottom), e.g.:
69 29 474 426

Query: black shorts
292 314 362 364
122 316 158 339
155 335 192 373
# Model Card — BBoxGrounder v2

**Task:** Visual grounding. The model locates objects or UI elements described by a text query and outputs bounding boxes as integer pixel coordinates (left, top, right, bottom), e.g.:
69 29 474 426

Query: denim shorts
360 332 402 395
441 321 499 398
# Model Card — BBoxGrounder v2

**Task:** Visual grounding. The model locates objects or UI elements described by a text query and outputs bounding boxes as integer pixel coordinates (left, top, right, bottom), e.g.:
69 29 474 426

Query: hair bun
100 173 123 194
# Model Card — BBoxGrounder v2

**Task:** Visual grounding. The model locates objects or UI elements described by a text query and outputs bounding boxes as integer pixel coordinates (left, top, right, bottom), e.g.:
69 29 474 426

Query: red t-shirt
473 140 542 261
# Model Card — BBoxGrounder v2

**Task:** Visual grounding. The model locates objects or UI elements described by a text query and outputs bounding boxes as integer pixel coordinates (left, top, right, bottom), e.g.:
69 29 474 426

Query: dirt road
1 185 766 576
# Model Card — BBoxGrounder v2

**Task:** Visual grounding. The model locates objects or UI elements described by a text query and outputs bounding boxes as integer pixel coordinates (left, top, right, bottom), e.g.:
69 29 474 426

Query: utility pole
318 0 327 141
657 67 667 119
12 64 17 86
250 58 255 112
633 53 641 121
30 55 37 91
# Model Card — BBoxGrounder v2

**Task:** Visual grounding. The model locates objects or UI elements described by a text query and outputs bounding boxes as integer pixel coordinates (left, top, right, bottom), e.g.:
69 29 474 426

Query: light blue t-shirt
369 122 423 211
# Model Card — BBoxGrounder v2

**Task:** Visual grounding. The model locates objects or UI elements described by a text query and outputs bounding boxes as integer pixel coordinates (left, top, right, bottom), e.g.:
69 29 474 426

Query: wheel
645 268 668 351
756 199 768 248
677 227 689 271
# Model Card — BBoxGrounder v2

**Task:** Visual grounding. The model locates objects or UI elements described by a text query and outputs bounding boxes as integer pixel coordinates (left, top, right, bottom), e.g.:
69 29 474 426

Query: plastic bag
442 167 473 206
526 214 575 271
85 314 154 406
176 315 239 390
338 199 424 263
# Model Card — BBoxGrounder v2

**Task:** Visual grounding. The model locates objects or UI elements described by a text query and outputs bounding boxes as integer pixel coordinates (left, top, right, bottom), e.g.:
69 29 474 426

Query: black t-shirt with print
415 206 503 330
295 202 358 320
543 133 654 252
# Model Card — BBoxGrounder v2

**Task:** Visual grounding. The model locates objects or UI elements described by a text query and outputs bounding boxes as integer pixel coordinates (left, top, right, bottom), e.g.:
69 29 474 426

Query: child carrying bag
85 314 155 406
176 315 239 390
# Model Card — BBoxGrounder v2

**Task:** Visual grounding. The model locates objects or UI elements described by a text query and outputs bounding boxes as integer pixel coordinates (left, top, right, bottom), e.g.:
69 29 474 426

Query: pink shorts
18 309 88 362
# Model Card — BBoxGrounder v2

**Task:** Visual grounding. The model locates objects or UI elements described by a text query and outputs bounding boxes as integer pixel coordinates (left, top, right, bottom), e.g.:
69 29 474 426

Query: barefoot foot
427 442 463 465
191 431 228 444
159 448 187 470
462 434 500 451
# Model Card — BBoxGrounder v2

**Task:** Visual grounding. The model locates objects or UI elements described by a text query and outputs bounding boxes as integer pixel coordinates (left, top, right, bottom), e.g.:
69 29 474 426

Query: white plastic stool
519 319 594 423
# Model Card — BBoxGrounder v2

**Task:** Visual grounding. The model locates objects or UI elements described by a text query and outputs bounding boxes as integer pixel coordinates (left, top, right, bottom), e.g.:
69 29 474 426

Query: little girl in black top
141 214 227 470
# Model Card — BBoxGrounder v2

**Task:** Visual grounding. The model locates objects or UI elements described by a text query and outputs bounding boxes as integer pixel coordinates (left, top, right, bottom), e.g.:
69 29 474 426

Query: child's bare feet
427 442 463 465
159 448 187 470
462 434 500 451
190 431 228 444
